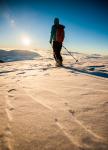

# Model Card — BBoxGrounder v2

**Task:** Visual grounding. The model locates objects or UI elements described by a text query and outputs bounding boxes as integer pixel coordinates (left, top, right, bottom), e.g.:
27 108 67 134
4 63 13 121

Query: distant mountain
0 49 41 62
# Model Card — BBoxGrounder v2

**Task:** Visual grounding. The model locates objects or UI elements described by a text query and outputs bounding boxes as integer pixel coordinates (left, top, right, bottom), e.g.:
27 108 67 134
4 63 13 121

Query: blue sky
0 0 108 54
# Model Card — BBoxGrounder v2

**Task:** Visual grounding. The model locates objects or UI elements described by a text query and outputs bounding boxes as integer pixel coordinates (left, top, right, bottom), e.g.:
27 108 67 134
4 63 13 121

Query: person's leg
57 42 63 65
53 41 63 66
53 41 58 61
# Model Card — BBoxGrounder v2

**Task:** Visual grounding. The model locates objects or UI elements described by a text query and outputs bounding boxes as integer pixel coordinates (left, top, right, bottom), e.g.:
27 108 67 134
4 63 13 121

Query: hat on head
54 18 59 25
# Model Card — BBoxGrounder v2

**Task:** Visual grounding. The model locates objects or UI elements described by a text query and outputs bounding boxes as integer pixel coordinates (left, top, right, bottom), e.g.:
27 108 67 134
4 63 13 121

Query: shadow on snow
63 65 108 78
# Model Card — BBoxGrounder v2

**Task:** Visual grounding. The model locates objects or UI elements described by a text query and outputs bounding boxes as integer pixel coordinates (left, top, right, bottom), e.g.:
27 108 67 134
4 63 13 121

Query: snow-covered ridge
0 49 41 62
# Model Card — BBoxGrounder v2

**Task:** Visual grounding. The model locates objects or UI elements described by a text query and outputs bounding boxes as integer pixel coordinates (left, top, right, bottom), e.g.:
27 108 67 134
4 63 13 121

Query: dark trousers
53 41 63 62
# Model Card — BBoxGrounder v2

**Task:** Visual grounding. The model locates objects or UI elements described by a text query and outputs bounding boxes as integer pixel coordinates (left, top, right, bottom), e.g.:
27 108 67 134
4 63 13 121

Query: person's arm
49 26 54 44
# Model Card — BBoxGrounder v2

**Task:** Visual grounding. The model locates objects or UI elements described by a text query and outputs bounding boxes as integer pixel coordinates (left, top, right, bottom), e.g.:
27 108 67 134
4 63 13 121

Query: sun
21 35 31 46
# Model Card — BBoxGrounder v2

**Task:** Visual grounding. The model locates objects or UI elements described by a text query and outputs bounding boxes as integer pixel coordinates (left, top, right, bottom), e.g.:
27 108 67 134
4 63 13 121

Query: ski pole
62 45 78 62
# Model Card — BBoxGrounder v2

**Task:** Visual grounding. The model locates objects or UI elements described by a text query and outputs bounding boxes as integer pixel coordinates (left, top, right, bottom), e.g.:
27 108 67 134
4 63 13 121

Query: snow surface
0 49 108 150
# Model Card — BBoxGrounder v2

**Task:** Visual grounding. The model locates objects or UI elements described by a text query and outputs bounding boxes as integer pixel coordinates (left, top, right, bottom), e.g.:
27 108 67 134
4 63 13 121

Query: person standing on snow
49 18 65 66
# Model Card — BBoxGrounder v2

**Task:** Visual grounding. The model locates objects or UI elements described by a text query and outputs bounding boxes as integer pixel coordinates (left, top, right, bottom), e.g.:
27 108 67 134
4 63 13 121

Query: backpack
56 25 65 43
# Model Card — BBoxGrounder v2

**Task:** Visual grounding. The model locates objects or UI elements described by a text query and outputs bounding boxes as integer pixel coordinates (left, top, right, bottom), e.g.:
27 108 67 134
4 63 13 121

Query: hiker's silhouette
50 18 65 67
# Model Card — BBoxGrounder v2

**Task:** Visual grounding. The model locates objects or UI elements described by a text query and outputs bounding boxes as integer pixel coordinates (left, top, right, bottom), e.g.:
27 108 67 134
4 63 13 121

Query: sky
0 0 108 54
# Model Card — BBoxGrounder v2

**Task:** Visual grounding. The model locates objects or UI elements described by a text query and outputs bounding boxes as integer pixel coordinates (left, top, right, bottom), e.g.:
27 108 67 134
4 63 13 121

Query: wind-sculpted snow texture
0 49 108 150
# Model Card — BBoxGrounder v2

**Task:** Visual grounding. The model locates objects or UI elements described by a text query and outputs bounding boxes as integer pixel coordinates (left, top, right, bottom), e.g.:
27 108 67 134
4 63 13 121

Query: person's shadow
62 65 108 78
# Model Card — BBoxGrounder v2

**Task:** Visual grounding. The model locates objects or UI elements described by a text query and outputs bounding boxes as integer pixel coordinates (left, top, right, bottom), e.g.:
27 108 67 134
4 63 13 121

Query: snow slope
0 49 108 150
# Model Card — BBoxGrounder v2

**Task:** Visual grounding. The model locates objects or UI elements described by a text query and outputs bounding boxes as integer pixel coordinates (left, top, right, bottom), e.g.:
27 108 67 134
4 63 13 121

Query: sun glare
21 35 31 46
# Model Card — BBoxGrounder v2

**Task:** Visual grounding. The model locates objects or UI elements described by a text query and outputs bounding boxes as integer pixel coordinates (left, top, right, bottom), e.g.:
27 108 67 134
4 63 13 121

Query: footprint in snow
64 102 68 106
8 89 16 93
16 72 25 75
8 95 14 97
55 118 58 122
9 107 14 111
68 109 75 116
44 73 49 76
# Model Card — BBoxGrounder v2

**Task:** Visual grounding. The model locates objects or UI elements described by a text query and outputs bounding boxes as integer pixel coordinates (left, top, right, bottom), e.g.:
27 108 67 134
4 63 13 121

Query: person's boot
59 60 63 66
55 60 62 67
